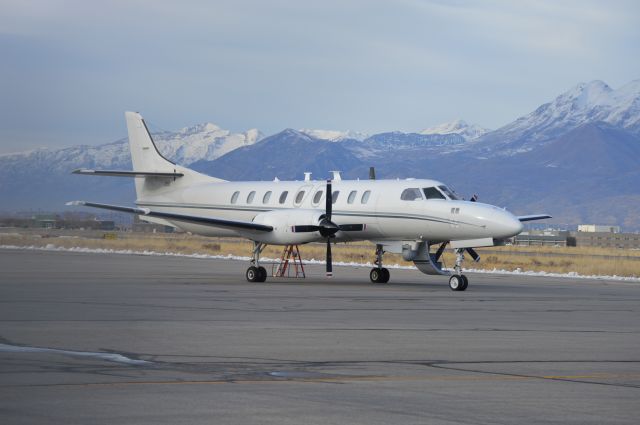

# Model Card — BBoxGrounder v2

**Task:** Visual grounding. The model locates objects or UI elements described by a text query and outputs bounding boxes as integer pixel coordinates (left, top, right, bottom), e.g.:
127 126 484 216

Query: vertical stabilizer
125 111 176 172
123 111 221 201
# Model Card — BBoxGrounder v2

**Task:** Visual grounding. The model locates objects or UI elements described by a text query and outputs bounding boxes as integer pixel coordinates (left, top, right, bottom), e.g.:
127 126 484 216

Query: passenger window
295 190 306 203
361 190 371 204
279 191 288 204
263 191 272 204
347 190 357 204
246 191 256 204
423 187 445 200
231 191 240 204
401 188 423 201
332 190 340 204
313 190 324 204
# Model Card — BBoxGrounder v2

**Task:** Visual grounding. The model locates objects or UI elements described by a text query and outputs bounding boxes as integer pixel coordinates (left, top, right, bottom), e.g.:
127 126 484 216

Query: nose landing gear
370 244 390 283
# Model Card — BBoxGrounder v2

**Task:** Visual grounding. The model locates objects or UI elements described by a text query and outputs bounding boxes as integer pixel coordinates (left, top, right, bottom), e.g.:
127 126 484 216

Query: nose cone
502 213 524 238
494 211 523 239
464 203 524 239
472 204 523 239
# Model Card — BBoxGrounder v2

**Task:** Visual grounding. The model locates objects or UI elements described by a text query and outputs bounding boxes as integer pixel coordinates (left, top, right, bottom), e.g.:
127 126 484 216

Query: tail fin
125 111 176 172
124 111 222 200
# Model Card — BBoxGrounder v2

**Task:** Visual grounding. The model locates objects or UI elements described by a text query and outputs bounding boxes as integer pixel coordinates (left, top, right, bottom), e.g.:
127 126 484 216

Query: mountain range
1 79 639 229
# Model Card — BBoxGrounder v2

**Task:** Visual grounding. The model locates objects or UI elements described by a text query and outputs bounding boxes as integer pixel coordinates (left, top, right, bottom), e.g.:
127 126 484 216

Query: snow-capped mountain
479 80 640 151
2 78 640 228
420 119 490 141
0 123 263 173
299 129 368 142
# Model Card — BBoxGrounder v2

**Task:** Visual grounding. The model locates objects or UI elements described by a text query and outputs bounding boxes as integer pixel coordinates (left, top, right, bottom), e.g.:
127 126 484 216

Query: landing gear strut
448 248 468 291
246 241 267 282
370 244 390 283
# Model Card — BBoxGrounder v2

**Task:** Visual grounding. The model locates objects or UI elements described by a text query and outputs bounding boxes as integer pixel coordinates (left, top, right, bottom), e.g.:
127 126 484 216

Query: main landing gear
370 244 390 284
448 248 468 291
246 241 267 282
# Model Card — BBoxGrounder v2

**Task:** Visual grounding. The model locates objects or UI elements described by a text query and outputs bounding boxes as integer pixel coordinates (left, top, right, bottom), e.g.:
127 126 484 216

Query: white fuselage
135 178 523 245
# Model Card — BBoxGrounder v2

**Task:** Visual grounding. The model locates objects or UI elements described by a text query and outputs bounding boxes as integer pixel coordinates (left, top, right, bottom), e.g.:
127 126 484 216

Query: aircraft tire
370 268 383 283
246 266 260 282
460 275 468 291
380 268 390 283
257 266 268 282
449 275 462 291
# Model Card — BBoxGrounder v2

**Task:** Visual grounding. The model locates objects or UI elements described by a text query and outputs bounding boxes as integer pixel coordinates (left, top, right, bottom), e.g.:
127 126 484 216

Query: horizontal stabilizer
72 169 184 178
66 201 273 232
517 214 552 222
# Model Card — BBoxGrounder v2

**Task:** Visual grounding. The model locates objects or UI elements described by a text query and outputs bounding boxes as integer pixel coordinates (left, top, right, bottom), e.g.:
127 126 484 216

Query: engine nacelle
250 209 324 245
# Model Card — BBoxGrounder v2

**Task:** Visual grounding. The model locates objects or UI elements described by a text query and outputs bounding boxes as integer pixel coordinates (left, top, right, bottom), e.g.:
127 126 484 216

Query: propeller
321 179 337 277
292 179 365 276
466 247 481 262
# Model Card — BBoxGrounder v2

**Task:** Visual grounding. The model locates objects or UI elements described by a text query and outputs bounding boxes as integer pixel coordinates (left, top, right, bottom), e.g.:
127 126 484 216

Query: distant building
96 220 116 231
578 224 620 233
33 214 57 229
514 230 568 247
513 229 640 249
573 231 640 249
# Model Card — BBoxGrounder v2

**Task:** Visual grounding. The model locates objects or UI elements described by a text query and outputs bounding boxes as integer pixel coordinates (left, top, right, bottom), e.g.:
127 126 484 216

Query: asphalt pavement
1 248 639 424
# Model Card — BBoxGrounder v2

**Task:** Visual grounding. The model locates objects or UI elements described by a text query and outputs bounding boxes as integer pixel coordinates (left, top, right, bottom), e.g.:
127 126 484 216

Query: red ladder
272 245 306 278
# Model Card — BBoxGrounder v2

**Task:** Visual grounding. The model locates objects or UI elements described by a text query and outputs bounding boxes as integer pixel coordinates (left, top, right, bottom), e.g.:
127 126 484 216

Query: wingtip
71 168 91 174
65 201 85 206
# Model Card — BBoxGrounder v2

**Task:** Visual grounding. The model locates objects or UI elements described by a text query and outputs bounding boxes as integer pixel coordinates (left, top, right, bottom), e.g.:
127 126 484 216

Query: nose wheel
370 244 390 283
449 274 468 291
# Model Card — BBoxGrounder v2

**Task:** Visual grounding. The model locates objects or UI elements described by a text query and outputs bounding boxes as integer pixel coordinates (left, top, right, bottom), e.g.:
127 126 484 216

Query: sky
1 0 639 153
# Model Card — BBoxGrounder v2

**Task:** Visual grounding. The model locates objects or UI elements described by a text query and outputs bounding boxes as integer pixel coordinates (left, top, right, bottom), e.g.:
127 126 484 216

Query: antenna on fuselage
369 166 376 180
330 171 342 181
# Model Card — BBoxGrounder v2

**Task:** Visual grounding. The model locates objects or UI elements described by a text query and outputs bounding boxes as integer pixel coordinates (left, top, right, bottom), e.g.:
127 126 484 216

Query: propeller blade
338 224 366 231
325 179 332 221
434 242 448 262
326 239 333 277
292 225 320 233
466 247 481 262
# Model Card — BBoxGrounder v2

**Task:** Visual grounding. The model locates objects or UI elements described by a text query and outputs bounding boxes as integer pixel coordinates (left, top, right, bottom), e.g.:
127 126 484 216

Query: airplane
67 112 551 291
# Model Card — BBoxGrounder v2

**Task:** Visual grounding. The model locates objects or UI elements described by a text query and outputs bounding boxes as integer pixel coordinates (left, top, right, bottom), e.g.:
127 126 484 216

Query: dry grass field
1 229 639 278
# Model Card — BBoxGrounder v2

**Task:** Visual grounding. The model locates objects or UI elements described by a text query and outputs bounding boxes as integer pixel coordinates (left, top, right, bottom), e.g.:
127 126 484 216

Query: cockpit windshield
438 185 459 200
423 187 445 200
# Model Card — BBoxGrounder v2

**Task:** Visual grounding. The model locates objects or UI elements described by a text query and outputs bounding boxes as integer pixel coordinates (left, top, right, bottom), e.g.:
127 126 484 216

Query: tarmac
1 248 639 424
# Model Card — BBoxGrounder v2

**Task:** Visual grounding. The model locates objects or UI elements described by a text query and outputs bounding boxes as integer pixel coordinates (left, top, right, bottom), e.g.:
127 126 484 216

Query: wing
72 169 184 178
517 214 552 222
66 201 273 232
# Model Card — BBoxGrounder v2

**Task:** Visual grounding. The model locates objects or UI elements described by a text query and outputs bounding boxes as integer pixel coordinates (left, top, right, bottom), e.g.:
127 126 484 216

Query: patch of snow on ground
0 343 150 365
1 244 638 282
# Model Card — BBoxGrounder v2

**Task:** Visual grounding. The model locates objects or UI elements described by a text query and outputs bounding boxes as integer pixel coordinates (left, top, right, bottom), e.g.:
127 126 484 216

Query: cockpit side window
438 185 459 200
400 188 423 201
423 187 445 200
